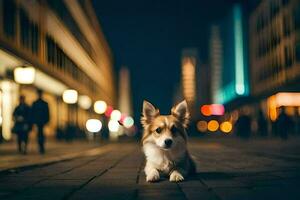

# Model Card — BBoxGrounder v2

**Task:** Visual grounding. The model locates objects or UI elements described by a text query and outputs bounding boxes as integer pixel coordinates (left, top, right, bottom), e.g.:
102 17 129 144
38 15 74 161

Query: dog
141 100 195 182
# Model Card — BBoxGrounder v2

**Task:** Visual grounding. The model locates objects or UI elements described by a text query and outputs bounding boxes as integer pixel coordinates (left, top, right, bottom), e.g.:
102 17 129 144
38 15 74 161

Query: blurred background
0 0 300 143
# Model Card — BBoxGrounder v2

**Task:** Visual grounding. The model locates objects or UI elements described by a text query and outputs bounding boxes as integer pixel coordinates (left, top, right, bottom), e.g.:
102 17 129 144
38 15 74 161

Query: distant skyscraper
209 25 223 104
209 4 249 106
181 49 198 106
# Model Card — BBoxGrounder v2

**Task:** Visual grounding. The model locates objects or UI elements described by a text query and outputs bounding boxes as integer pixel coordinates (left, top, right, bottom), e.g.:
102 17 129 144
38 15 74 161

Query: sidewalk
0 140 111 172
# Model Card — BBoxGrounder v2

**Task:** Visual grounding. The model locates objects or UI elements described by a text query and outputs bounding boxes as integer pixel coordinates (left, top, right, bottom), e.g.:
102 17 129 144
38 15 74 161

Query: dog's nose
164 139 173 147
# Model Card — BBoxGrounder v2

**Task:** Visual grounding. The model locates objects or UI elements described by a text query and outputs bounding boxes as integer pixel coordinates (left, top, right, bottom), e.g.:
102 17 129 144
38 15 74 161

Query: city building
249 0 300 121
181 48 198 118
0 0 116 141
209 4 249 108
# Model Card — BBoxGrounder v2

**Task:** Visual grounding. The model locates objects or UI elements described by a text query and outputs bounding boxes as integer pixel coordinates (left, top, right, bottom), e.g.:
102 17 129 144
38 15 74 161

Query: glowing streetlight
108 120 119 132
78 95 92 110
94 100 107 114
111 110 121 121
62 89 78 104
86 119 102 133
14 66 36 84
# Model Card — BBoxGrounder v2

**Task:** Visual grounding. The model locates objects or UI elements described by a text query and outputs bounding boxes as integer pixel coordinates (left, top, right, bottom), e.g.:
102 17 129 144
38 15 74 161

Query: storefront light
14 66 36 84
62 89 78 104
78 95 92 110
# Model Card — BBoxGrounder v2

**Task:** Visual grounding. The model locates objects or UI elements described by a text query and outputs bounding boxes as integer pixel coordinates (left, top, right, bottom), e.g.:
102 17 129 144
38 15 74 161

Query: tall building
0 0 116 141
249 0 300 120
209 25 223 104
209 4 249 107
181 48 198 117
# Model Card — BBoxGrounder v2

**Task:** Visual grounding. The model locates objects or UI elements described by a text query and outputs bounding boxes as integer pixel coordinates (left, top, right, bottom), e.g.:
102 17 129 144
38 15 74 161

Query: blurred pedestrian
257 110 268 137
12 95 32 154
235 110 252 139
31 89 49 154
276 107 293 140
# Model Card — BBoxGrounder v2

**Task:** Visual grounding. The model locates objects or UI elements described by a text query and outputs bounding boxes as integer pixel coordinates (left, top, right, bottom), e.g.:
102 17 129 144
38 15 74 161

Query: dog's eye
156 127 162 134
171 125 178 133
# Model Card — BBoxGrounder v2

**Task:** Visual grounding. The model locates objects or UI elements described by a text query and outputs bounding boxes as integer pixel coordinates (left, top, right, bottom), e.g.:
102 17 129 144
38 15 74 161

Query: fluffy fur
141 100 195 182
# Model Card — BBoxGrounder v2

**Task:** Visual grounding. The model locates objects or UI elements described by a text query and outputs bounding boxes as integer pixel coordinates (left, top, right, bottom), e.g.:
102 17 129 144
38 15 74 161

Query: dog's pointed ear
141 100 159 127
171 100 190 128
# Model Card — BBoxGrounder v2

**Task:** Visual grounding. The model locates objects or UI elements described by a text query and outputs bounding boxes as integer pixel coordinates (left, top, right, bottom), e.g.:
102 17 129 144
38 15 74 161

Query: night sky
92 0 244 120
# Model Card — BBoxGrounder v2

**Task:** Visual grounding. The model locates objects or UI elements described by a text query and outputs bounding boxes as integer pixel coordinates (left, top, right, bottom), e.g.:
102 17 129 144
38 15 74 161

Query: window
3 0 16 39
20 8 39 54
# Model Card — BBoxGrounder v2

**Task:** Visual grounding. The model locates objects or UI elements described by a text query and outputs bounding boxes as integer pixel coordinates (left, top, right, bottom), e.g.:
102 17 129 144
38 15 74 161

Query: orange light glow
220 121 232 133
207 120 219 132
197 121 207 132
201 105 211 116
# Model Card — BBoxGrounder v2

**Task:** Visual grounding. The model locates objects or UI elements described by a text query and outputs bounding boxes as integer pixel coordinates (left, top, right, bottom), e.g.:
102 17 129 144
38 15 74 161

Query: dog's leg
145 162 160 182
169 169 186 182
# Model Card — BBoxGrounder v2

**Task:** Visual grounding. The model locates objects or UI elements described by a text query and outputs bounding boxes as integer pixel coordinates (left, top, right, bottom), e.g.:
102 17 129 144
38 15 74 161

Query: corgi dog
141 100 195 182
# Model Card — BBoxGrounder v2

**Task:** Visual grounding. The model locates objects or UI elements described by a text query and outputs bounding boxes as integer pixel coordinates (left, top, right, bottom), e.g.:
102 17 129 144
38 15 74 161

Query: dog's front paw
146 170 160 182
169 170 184 182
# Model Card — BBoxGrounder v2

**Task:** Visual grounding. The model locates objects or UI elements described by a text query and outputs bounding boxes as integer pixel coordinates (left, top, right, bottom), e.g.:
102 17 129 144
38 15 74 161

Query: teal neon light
233 5 245 95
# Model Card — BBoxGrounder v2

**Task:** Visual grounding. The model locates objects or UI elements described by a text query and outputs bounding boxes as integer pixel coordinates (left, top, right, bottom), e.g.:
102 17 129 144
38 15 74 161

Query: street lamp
14 66 36 84
78 95 92 109
94 100 107 114
62 89 78 104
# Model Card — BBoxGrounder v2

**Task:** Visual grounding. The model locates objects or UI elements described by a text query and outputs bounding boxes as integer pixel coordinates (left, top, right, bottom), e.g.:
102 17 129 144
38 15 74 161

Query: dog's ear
171 100 190 128
141 100 159 127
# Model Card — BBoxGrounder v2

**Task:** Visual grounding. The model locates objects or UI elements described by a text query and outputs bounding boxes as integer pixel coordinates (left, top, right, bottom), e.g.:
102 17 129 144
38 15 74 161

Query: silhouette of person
235 109 252 139
31 89 49 154
257 110 268 137
277 107 293 140
12 95 31 154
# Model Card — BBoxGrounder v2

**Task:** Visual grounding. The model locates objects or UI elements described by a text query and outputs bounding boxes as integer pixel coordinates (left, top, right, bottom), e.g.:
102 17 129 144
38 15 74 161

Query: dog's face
141 100 190 150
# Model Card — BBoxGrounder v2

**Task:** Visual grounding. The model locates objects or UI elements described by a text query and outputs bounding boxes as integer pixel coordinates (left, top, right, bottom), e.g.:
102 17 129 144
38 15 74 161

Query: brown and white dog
141 100 195 182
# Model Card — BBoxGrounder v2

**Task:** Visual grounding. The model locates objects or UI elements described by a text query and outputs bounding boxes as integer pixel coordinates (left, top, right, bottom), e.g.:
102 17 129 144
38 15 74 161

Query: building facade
249 0 300 120
0 0 116 141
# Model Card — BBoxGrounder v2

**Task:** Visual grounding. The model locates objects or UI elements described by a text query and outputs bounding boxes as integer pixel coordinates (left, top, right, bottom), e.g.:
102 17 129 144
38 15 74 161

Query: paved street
1 138 300 200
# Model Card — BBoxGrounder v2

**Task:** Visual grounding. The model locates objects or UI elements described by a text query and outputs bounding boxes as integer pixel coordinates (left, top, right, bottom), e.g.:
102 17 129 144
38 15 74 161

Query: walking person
257 110 268 137
12 95 31 154
31 89 50 154
277 107 293 140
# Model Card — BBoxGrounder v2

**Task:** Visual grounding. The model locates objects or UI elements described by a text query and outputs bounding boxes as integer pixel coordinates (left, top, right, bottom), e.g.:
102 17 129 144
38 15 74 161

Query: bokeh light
220 121 232 133
105 106 114 117
196 120 207 132
62 89 78 104
207 120 219 132
201 105 211 116
78 95 92 110
108 120 120 132
123 116 134 128
111 110 122 121
94 100 107 114
86 119 102 133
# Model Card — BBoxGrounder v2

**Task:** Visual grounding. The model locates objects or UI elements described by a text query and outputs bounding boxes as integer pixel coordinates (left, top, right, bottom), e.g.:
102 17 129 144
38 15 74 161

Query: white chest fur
143 142 186 174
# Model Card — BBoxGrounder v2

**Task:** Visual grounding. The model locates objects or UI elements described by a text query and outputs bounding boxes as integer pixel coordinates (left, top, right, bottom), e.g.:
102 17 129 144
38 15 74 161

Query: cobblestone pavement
1 138 300 200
